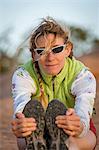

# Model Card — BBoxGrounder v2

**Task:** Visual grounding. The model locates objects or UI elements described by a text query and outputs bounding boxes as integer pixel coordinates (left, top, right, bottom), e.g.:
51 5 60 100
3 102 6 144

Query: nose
45 49 51 55
45 50 55 61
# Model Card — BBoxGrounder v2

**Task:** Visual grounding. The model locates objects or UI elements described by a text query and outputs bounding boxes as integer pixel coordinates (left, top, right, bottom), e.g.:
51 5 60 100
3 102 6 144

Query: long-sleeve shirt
12 67 96 137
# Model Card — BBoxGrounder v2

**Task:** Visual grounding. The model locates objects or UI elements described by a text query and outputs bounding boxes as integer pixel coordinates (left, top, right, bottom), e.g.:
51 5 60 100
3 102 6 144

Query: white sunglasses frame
34 44 66 56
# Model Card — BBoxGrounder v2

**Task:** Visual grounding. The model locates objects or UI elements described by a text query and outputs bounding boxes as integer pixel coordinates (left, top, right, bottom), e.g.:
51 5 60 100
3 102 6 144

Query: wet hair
30 16 73 58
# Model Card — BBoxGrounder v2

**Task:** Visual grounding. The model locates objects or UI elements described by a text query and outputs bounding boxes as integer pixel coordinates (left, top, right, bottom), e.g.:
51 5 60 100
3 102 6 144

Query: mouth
45 64 58 67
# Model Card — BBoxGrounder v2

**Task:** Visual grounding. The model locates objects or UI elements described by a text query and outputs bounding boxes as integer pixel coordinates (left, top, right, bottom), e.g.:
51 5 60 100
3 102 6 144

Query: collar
38 58 68 85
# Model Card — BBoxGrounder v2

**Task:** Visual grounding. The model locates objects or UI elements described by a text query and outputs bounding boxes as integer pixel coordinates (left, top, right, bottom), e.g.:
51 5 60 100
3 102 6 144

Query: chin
46 70 59 76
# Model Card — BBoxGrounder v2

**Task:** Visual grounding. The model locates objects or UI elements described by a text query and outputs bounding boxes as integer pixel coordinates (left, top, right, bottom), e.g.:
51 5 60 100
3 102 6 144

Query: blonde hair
30 16 73 58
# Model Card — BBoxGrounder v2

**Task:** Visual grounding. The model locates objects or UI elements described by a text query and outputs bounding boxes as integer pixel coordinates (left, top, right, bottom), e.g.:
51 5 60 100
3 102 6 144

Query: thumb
15 112 25 119
66 108 75 116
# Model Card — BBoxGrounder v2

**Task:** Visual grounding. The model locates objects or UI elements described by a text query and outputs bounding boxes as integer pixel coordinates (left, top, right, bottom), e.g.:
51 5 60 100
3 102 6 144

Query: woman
11 17 96 150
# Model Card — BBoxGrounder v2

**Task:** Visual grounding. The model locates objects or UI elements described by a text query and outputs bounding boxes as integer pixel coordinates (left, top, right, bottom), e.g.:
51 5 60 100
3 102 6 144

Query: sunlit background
0 1 99 149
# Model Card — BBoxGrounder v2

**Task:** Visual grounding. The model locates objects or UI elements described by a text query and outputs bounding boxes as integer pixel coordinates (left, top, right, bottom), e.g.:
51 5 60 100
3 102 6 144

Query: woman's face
34 33 71 76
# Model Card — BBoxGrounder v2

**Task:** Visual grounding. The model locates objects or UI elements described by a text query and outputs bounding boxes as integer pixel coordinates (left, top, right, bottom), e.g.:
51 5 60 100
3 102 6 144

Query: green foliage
70 26 88 41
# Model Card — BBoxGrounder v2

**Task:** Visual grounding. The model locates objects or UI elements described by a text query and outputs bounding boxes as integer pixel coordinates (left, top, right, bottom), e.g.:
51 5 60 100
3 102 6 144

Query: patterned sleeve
71 68 96 137
12 67 37 117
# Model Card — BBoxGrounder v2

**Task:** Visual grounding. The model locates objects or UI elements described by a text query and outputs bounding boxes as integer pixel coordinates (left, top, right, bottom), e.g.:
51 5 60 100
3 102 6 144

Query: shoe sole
45 99 68 150
23 99 47 150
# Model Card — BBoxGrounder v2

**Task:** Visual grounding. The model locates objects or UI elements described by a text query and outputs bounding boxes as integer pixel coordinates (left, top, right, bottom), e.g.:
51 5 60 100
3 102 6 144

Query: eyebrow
38 44 62 49
38 47 45 49
53 45 60 47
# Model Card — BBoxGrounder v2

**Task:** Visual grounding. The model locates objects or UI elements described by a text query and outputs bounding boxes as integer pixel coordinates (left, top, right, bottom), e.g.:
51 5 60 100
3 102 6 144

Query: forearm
71 69 96 137
13 93 32 118
12 67 37 118
74 93 95 137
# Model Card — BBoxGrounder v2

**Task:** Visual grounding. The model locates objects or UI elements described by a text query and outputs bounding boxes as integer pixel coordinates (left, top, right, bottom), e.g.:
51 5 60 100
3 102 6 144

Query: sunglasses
34 44 66 56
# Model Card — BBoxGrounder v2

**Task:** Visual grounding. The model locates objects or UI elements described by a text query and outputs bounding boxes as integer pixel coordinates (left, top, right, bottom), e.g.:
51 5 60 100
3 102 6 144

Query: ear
64 41 73 57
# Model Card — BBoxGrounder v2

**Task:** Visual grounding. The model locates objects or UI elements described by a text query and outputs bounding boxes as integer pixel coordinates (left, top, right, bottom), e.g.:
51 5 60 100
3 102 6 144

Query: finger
13 130 33 138
56 114 79 121
56 118 81 127
57 123 83 137
12 121 37 132
56 123 81 133
20 131 33 137
56 115 67 120
15 113 36 123
56 123 74 130
56 119 83 137
11 118 37 133
56 115 80 123
18 122 37 129
12 124 37 137
17 126 36 133
63 129 75 136
15 113 25 119
12 124 36 132
15 117 36 125
55 118 67 125
66 108 75 116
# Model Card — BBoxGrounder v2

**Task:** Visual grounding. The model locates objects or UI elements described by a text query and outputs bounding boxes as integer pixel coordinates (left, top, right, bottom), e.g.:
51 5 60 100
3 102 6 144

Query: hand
55 108 84 137
11 113 37 138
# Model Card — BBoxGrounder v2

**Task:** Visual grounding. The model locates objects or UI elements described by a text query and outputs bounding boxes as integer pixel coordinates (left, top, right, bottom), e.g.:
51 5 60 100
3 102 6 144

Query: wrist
78 122 88 138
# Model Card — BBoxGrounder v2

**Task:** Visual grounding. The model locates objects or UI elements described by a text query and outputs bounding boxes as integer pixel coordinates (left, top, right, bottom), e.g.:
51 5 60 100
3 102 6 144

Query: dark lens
36 49 44 55
52 46 64 53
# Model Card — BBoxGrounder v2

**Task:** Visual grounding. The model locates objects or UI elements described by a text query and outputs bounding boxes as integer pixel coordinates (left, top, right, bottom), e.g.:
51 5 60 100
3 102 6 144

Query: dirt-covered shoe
45 99 69 150
23 99 47 150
